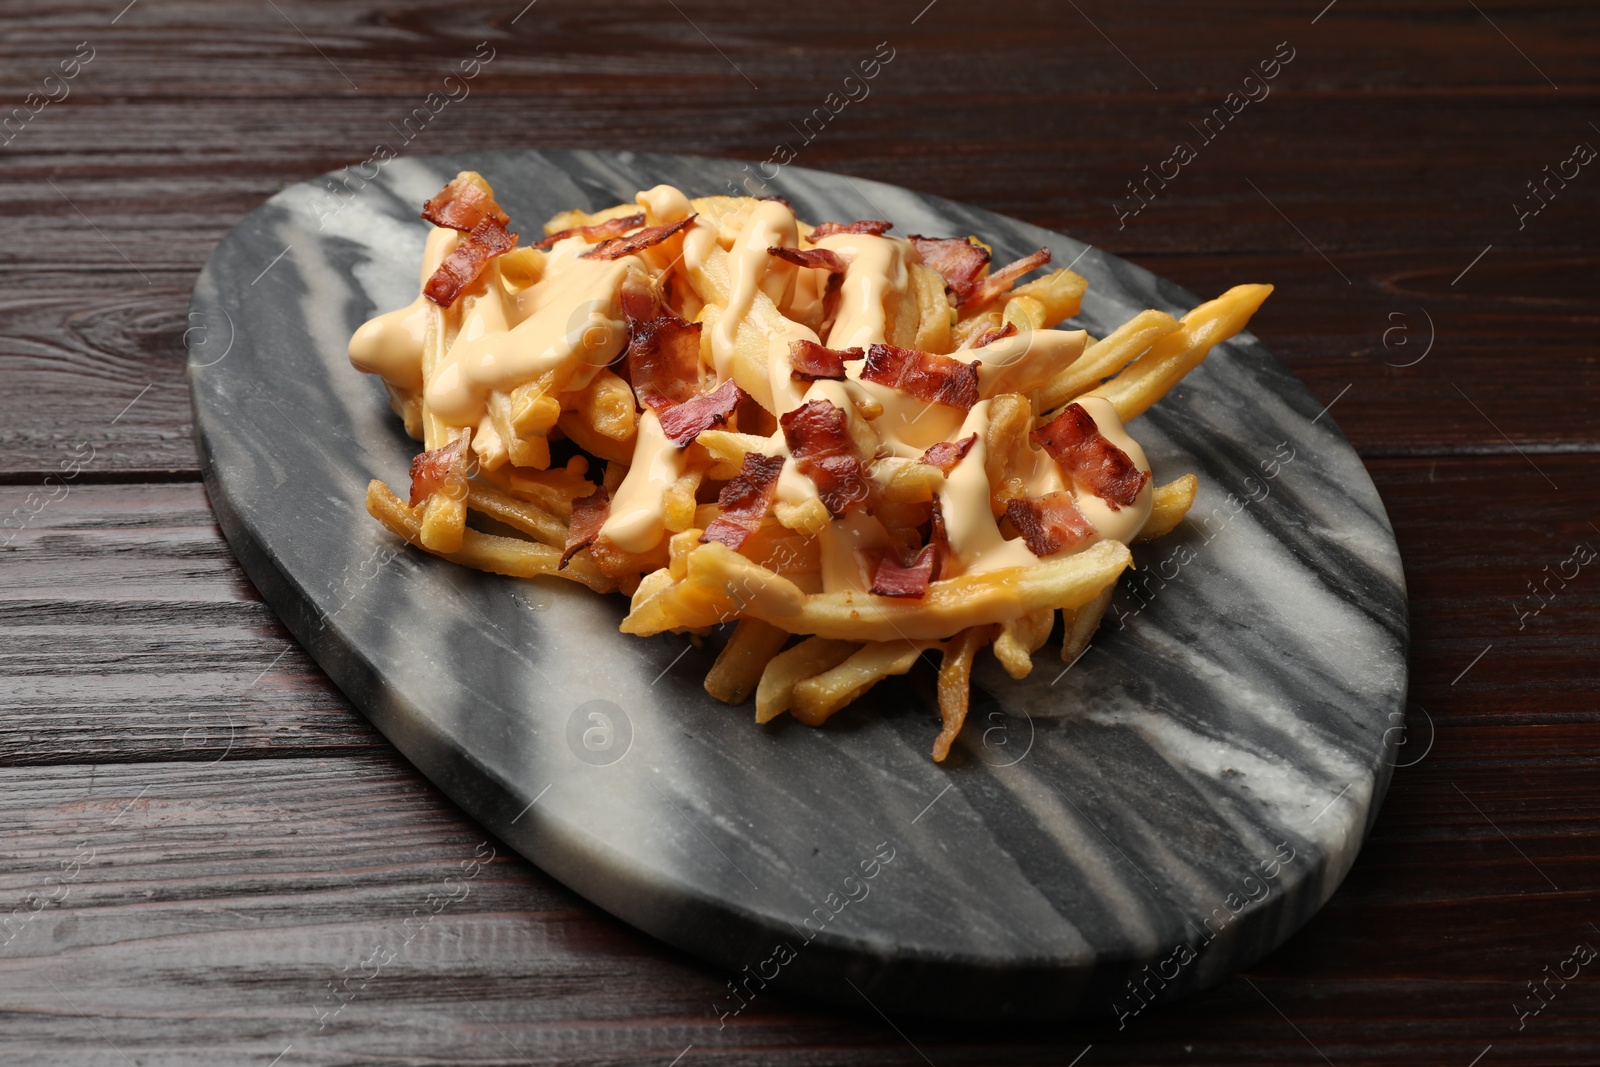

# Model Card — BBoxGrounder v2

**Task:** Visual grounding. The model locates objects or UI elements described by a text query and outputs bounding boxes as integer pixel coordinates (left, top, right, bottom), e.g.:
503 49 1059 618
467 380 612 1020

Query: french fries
349 173 1271 761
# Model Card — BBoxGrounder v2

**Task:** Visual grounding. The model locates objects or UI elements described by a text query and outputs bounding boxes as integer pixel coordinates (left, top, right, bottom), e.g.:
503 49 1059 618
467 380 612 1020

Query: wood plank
0 737 1593 1065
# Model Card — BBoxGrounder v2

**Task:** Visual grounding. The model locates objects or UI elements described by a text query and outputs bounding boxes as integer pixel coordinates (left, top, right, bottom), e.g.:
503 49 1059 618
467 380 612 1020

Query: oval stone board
188 149 1407 1022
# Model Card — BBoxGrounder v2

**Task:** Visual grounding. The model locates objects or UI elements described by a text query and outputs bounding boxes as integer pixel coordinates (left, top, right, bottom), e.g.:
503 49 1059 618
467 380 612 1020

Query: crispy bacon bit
626 317 702 411
861 343 981 410
657 379 742 447
779 399 871 516
1005 492 1097 557
534 211 645 250
757 195 794 210
809 219 893 240
560 487 611 568
909 235 991 305
582 216 695 261
869 543 937 598
963 247 1052 309
789 339 864 381
768 245 847 273
421 173 511 232
971 322 1018 348
701 453 785 550
920 433 978 475
408 436 468 506
1031 402 1151 509
424 216 518 307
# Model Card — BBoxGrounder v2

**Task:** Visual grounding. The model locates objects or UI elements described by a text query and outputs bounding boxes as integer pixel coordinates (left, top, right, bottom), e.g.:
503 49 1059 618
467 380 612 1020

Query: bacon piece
408 436 468 505
701 453 785 550
779 399 871 516
971 322 1018 348
626 317 702 411
424 216 518 307
582 216 695 261
788 339 864 381
534 211 645 250
928 498 952 581
1005 492 1097 557
421 173 511 232
962 247 1051 309
657 378 742 447
920 433 977 475
768 245 847 273
869 543 937 598
758 195 794 210
619 269 663 322
861 343 981 410
809 219 893 240
909 235 991 305
1031 402 1151 509
560 487 611 568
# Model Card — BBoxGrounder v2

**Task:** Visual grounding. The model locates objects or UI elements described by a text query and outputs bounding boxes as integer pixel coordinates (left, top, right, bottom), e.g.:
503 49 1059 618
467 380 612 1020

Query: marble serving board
188 149 1407 1022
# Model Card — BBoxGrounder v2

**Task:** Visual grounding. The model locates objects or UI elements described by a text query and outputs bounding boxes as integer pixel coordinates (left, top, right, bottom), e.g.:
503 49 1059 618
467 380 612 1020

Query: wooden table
2 1 1595 1062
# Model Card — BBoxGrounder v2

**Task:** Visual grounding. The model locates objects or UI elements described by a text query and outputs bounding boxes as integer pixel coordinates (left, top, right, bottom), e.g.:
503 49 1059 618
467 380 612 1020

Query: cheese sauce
350 186 1153 596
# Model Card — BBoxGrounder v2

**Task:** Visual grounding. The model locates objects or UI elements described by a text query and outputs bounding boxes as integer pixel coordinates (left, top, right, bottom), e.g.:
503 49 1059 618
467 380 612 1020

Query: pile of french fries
354 173 1271 761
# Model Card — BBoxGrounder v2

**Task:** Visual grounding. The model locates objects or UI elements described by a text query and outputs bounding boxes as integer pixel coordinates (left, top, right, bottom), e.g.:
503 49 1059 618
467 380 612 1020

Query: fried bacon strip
789 339 864 381
869 544 937 599
1005 492 1097 556
582 216 695 260
424 216 518 307
1031 402 1150 509
909 236 991 305
920 433 977 475
421 173 511 232
861 343 981 410
768 245 847 273
701 453 785 550
627 317 702 412
963 248 1052 309
657 379 742 447
779 399 870 516
408 436 469 505
560 487 611 568
536 211 645 249
809 220 893 240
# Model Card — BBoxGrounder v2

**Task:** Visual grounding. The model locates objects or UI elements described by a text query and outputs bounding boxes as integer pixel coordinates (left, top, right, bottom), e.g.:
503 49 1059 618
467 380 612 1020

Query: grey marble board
188 149 1407 1023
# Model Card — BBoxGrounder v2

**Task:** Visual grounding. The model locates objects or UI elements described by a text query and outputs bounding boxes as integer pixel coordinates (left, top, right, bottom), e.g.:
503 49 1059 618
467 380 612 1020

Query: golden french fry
792 641 927 726
983 393 1035 513
588 535 670 581
694 430 770 480
465 483 567 547
910 263 954 353
951 309 1004 349
874 457 944 504
1008 268 1088 327
1136 474 1198 542
993 607 1054 680
934 625 994 762
663 470 703 533
572 368 638 444
754 636 860 724
1088 284 1274 422
367 480 615 593
705 618 792 705
1033 309 1180 415
1002 295 1048 332
557 410 634 464
1061 584 1115 664
774 497 830 536
632 539 1132 643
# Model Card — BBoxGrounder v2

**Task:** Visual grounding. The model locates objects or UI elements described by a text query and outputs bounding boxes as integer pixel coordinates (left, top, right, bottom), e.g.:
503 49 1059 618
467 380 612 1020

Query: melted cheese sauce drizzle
349 187 1153 596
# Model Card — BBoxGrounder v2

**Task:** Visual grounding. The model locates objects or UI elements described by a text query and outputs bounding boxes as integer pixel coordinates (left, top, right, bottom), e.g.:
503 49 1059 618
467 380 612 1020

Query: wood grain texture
0 0 1596 1062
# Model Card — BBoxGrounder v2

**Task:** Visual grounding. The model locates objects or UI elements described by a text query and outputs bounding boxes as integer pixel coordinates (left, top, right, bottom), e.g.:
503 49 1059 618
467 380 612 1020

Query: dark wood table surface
2 0 1596 1063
